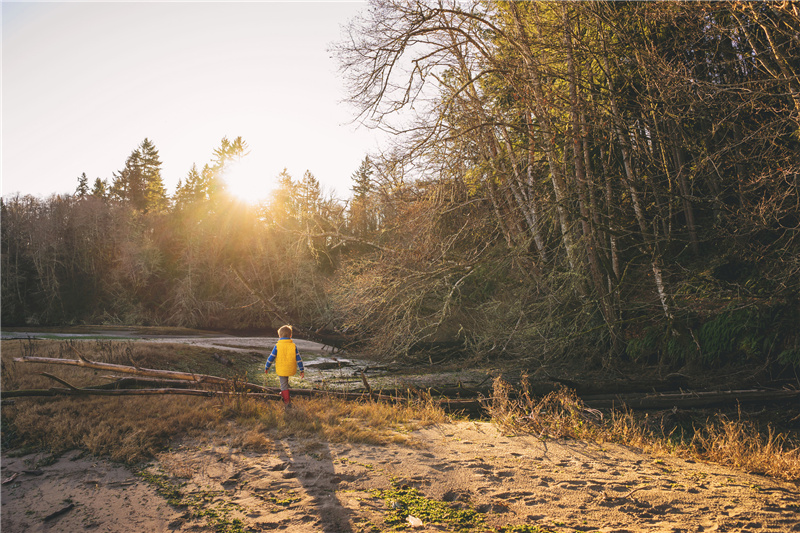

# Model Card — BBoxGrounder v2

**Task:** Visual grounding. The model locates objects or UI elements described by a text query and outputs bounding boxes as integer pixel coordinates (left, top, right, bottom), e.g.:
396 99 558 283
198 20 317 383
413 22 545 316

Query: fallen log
3 385 795 416
545 375 691 395
0 387 282 399
2 372 478 412
0 385 484 415
356 385 490 399
88 376 203 390
422 388 800 416
17 356 792 413
0 383 445 406
13 355 268 392
3 371 399 402
581 389 800 410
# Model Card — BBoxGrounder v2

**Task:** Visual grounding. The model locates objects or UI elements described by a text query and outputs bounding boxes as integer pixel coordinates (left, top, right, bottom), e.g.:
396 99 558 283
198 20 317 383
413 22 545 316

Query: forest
3 0 799 373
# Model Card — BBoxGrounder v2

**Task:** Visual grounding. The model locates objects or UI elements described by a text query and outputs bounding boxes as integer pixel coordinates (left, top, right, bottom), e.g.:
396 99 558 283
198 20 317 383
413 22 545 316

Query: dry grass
1 339 448 465
686 411 800 477
486 376 800 482
5 396 225 464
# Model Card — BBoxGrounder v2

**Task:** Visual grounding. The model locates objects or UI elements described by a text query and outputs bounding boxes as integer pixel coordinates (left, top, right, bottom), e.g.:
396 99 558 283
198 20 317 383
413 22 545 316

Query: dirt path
3 421 799 532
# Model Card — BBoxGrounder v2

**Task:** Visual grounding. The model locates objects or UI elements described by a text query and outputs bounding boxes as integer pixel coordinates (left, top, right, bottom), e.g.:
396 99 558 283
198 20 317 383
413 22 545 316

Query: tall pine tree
110 138 167 213
349 156 374 237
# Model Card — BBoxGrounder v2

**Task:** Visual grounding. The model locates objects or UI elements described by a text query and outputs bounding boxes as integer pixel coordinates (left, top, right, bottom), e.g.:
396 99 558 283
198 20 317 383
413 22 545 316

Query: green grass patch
371 480 484 531
368 480 564 532
136 468 247 533
135 470 186 507
257 489 301 509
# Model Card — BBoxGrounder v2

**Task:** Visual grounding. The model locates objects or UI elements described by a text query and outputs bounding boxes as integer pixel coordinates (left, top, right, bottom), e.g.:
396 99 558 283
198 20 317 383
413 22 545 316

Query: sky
2 1 382 202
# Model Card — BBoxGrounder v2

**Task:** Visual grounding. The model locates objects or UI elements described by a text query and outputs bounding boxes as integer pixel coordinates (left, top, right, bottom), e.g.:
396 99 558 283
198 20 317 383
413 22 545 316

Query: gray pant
279 376 290 391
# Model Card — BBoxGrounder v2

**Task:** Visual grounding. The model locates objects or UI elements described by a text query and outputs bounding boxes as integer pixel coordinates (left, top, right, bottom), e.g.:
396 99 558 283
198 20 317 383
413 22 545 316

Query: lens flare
223 157 272 204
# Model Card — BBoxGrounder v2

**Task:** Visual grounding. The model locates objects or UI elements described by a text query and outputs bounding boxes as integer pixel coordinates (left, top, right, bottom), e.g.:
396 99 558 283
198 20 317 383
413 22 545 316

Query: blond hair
278 325 293 338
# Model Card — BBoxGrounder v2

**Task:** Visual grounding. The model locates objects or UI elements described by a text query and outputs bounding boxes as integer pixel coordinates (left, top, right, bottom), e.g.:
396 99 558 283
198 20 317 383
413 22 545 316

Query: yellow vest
275 339 298 376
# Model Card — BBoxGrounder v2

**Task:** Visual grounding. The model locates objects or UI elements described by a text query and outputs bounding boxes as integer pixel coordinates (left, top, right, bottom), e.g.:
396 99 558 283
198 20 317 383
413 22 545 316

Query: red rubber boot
280 390 291 408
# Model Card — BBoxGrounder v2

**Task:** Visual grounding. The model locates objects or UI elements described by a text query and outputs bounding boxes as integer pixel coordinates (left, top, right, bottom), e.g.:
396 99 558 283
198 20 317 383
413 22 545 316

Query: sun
222 156 273 204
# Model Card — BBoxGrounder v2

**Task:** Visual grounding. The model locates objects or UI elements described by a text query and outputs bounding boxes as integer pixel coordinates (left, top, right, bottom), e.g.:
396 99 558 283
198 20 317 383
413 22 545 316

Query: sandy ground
1 450 179 532
3 421 799 533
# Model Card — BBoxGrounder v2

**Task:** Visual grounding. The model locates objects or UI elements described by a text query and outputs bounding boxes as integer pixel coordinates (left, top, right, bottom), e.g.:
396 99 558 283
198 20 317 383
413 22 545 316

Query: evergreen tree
210 136 249 199
174 164 208 206
299 170 322 217
349 156 374 236
264 169 298 228
75 173 89 198
110 138 167 213
91 178 108 199
140 138 168 212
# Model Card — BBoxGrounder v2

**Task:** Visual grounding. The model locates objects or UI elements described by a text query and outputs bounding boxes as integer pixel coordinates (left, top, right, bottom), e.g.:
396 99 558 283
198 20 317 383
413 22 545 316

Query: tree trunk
670 124 700 255
12 355 269 391
602 54 675 320
509 2 581 272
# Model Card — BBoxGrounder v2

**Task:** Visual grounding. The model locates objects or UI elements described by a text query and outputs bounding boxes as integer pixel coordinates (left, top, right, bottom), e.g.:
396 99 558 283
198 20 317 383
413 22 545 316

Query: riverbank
3 419 799 532
2 334 799 531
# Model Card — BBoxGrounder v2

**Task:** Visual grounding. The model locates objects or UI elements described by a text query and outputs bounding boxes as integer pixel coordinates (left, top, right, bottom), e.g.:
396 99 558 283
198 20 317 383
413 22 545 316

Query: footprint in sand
524 498 548 505
477 502 511 513
441 490 471 503
556 480 587 490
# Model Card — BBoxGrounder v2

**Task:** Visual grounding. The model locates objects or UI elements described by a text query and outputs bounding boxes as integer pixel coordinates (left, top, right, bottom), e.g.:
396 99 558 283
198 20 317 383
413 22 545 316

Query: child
264 325 305 408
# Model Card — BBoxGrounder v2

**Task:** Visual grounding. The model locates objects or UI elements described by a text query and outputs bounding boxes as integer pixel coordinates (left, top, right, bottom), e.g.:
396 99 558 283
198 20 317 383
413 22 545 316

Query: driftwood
581 388 800 410
1 362 400 403
0 382 483 413
91 375 386 400
0 386 481 412
360 370 376 400
9 381 793 414
543 375 691 396
2 365 478 413
368 375 690 400
12 355 268 392
9 355 795 414
1 387 282 400
8 357 445 404
43 503 75 522
443 389 800 414
89 376 203 390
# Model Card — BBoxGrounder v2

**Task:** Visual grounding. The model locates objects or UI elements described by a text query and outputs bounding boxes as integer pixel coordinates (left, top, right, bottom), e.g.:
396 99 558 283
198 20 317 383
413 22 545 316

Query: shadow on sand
274 414 355 532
